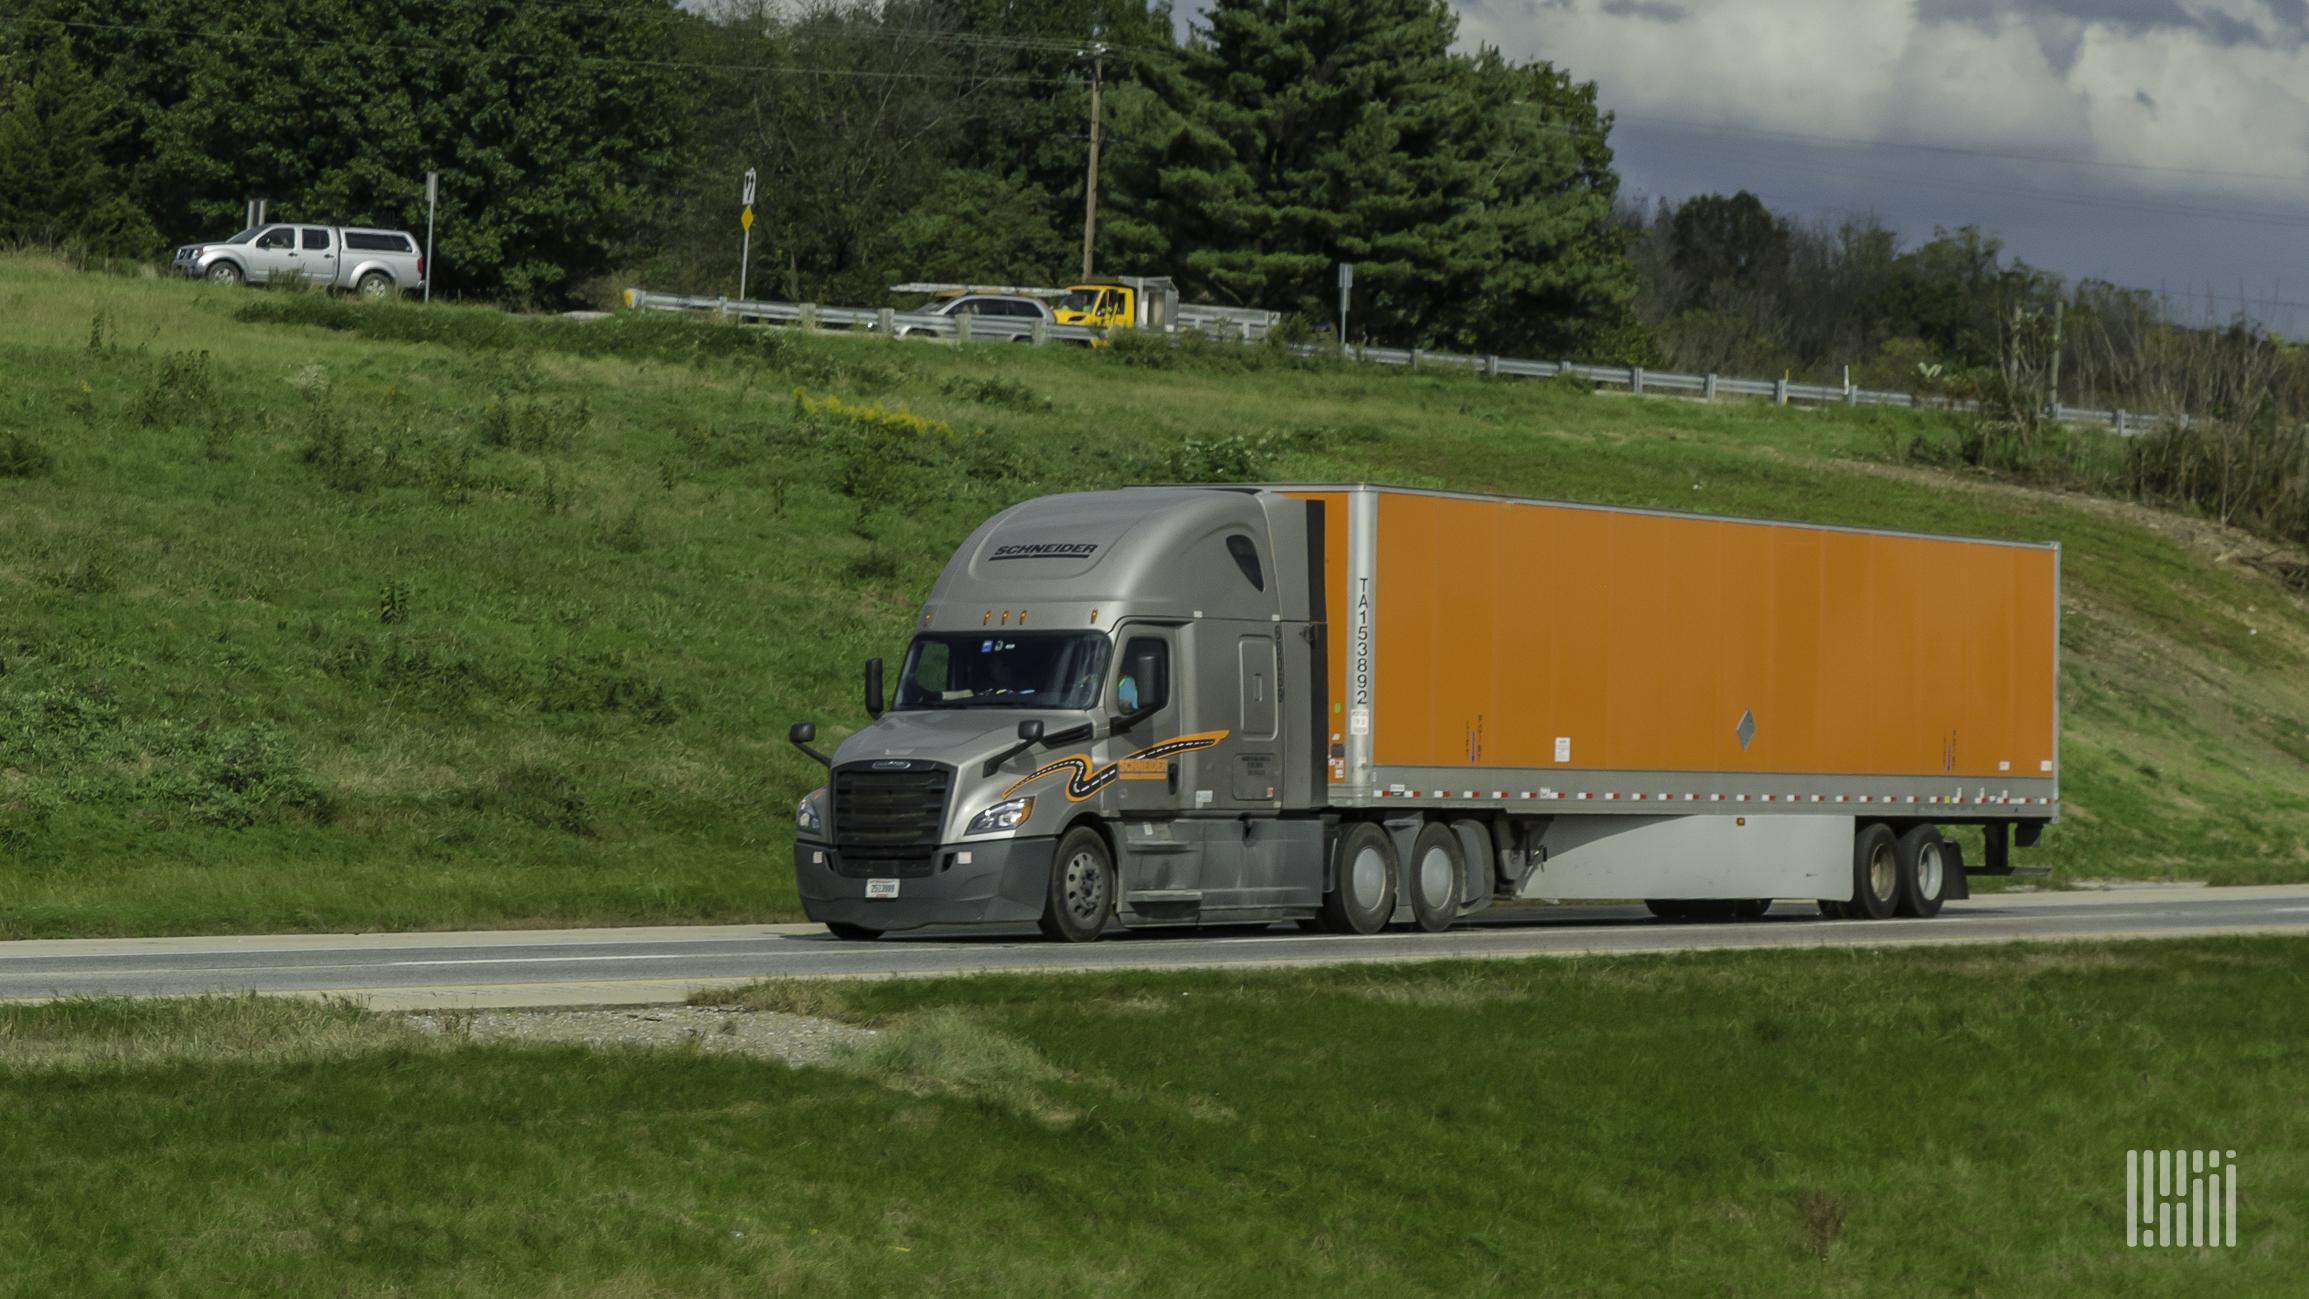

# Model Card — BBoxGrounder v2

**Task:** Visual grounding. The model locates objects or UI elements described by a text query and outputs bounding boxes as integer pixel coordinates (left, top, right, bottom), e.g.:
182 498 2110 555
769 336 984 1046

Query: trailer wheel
1039 825 1115 943
1849 823 1901 920
1894 825 1948 918
825 922 882 941
1408 823 1461 932
1320 822 1397 935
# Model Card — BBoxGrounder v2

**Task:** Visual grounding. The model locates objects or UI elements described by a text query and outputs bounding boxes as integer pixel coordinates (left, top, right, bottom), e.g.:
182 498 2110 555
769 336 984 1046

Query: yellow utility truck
1053 277 1281 340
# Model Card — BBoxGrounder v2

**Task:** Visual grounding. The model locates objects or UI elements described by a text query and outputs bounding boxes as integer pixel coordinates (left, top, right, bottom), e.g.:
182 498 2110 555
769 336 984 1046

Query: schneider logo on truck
990 542 1100 561
788 484 2059 943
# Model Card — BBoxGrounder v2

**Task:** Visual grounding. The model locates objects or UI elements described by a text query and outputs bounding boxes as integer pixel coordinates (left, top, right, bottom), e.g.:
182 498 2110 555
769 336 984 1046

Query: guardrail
623 288 2201 437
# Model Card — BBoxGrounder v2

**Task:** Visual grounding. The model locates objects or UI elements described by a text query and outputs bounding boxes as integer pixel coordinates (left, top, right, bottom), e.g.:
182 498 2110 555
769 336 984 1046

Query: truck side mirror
981 718 1047 779
788 722 830 769
864 657 884 719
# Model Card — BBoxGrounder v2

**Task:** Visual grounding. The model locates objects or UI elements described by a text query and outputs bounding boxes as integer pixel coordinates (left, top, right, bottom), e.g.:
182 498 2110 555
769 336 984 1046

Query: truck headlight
795 786 827 836
964 797 1033 836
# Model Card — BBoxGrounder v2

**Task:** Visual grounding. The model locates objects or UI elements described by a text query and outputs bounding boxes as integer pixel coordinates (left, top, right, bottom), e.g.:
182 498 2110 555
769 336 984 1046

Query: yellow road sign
740 206 754 231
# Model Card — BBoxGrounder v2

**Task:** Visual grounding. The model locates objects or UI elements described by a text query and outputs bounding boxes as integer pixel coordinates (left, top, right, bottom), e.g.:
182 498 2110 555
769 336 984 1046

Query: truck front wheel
1321 822 1398 935
205 261 244 286
1039 826 1114 942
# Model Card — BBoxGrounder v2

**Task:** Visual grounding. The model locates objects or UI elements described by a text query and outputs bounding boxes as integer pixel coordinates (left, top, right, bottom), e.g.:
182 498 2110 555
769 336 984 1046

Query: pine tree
0 39 159 256
1154 0 1638 355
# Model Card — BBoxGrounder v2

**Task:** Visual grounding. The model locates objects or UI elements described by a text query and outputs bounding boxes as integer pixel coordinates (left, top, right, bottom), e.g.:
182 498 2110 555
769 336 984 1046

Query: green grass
0 941 2299 1294
3 253 2309 937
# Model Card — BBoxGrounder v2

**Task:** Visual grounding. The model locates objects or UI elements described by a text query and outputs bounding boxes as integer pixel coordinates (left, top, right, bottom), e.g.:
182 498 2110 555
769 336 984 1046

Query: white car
173 224 427 300
895 293 1054 339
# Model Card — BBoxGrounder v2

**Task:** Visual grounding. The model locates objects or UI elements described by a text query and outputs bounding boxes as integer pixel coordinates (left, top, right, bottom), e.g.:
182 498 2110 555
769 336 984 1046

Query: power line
4 14 1137 84
1615 113 2309 188
1634 131 2309 233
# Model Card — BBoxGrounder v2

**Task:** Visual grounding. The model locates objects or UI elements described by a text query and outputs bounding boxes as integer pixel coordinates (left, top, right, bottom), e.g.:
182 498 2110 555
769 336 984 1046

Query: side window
301 228 330 250
1115 638 1169 714
910 641 950 695
1225 535 1265 591
257 228 294 250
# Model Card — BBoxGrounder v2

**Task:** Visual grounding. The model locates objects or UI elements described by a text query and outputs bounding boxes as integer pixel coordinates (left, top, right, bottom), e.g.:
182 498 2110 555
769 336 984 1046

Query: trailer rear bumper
794 836 1054 931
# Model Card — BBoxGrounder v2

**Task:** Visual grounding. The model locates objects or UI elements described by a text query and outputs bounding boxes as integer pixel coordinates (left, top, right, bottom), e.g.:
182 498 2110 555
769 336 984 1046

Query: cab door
1107 628 1204 915
246 226 299 283
300 227 339 286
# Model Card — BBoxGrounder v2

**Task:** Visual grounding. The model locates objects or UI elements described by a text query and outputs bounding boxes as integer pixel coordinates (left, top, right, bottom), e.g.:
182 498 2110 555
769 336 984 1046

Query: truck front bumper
793 836 1054 932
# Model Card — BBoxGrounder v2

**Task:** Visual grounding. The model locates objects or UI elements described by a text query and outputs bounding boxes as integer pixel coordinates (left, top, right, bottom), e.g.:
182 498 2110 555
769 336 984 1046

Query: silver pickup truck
172 224 426 300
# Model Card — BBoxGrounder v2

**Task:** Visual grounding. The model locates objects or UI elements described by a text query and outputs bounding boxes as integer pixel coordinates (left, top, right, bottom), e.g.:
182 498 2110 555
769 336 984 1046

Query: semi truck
789 485 2058 941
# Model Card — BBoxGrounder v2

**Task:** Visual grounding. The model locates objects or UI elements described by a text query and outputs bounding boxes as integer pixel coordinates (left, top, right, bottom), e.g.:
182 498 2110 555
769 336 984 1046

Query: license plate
866 879 900 899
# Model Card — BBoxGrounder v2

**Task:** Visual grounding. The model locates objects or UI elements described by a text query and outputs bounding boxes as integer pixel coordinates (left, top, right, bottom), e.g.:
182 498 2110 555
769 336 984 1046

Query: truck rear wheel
356 271 397 302
1039 825 1114 943
1320 822 1397 935
1407 823 1461 932
1894 825 1948 918
1849 823 1901 920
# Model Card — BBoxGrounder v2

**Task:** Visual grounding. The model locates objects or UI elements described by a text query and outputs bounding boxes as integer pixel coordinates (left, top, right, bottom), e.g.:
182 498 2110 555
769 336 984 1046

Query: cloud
1453 0 2309 204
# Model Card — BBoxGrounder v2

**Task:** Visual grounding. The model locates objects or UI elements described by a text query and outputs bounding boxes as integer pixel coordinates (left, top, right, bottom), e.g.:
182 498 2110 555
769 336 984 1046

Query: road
4 885 2304 1010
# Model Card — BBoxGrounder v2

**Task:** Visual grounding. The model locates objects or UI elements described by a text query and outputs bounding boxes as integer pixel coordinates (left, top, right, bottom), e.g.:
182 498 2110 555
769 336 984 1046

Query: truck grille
831 765 950 878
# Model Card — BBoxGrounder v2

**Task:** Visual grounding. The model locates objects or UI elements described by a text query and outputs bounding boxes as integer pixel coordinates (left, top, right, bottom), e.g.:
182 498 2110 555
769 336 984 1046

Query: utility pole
2048 297 2064 410
1079 44 1107 282
422 174 437 304
1337 261 1353 344
738 168 758 302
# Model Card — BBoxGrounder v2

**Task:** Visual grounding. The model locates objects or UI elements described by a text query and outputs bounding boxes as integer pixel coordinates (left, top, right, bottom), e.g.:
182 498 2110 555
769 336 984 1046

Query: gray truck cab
791 487 1326 940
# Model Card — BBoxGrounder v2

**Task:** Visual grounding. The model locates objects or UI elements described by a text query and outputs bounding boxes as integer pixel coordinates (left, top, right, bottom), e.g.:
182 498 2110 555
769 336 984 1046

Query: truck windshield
222 228 260 244
894 633 1110 711
1058 289 1106 314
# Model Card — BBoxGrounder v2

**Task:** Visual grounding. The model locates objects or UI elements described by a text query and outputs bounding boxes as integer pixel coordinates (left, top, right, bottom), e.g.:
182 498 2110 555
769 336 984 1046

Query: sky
1462 0 2309 331
1188 1 2309 332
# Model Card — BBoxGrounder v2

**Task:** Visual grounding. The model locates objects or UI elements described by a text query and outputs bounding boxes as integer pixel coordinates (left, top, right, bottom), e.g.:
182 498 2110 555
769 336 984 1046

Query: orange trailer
1277 484 2057 917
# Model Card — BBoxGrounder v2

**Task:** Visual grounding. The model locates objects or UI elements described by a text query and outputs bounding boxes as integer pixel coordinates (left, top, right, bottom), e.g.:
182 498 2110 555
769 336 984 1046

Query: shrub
0 430 56 477
236 296 791 369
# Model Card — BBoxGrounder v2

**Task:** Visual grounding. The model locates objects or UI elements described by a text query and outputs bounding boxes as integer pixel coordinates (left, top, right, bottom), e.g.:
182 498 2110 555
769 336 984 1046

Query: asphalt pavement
4 884 2304 1010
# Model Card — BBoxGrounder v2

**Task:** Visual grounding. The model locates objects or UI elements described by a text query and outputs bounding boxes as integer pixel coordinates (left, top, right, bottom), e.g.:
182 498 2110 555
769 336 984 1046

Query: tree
1668 191 1788 306
20 0 691 300
0 38 160 255
881 168 1074 286
1153 0 1636 354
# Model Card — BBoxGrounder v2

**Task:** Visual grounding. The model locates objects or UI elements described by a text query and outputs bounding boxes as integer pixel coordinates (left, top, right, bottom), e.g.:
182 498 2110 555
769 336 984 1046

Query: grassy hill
2 254 2306 937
